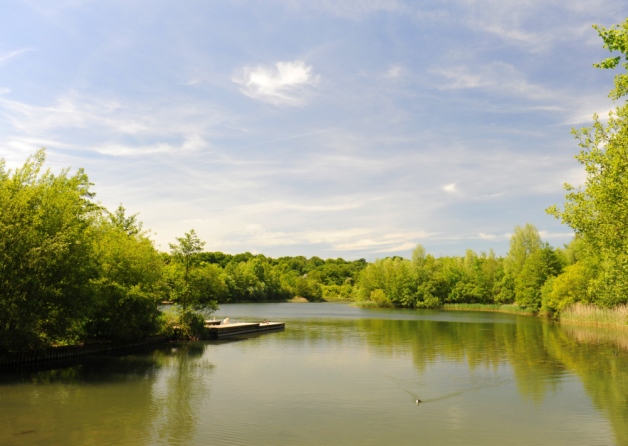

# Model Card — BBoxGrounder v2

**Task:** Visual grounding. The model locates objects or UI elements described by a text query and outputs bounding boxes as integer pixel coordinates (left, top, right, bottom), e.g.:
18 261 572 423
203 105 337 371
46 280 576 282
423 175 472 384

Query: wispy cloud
234 60 320 105
432 62 553 101
217 225 430 254
280 0 405 18
562 104 615 126
244 127 339 147
455 0 617 51
234 197 364 214
0 48 33 65
0 91 229 156
90 136 207 157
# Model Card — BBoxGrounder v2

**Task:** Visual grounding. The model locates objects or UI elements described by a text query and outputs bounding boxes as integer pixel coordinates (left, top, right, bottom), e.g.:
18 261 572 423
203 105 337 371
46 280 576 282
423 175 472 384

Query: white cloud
90 136 206 157
386 64 403 78
443 183 457 193
538 230 575 240
563 106 614 126
234 60 320 105
332 230 428 252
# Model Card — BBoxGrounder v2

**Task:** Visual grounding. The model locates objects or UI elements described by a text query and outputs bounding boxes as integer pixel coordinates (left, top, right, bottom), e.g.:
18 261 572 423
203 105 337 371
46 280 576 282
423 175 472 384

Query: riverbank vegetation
2 20 628 353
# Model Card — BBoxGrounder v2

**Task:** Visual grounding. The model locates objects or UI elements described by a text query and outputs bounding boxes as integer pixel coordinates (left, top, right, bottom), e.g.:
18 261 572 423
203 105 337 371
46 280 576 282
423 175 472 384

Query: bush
370 289 392 307
322 284 354 301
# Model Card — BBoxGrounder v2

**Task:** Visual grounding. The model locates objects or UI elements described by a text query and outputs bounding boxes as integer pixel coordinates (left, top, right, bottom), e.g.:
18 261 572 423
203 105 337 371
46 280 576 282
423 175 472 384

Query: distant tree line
355 225 566 312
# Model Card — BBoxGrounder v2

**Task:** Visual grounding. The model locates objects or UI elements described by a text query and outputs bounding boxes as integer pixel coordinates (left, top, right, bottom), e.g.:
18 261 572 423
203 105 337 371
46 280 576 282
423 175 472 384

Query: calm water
2 303 628 445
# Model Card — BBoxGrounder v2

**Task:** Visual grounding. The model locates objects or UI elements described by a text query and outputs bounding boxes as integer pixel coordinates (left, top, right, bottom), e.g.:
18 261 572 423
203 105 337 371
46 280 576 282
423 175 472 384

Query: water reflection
225 303 626 444
150 343 214 446
549 325 628 445
356 315 628 445
0 343 214 446
0 304 626 445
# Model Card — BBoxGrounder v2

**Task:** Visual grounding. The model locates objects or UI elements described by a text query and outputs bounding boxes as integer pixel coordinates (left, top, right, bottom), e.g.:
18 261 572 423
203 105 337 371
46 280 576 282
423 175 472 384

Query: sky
0 0 626 260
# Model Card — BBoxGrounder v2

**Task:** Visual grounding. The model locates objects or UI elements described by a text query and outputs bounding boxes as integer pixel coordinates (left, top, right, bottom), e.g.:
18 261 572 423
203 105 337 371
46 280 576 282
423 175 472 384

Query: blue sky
0 0 625 260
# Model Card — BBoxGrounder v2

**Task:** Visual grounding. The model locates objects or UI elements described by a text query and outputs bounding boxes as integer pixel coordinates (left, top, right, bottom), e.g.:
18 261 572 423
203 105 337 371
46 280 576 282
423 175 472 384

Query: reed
560 303 628 329
442 303 536 315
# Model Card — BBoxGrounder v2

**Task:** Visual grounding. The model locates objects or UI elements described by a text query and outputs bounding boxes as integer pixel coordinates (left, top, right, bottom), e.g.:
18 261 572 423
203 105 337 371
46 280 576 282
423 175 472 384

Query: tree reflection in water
149 342 213 445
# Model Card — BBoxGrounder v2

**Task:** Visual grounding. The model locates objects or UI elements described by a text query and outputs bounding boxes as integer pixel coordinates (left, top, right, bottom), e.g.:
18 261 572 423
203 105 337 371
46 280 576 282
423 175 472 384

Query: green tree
223 258 287 302
547 19 628 306
593 20 628 101
168 230 217 338
169 230 206 311
84 208 165 341
496 224 543 304
541 262 594 313
0 149 98 351
356 257 420 308
514 244 563 311
108 204 143 236
294 276 323 301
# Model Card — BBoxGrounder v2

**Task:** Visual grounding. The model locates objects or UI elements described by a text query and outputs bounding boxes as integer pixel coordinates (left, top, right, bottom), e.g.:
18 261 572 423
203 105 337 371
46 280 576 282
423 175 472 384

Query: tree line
0 148 618 354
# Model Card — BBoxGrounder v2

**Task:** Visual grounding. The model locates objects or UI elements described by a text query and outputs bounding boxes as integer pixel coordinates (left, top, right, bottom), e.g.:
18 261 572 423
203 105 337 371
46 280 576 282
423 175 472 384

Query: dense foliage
354 225 565 312
0 150 98 351
0 151 166 351
547 19 628 310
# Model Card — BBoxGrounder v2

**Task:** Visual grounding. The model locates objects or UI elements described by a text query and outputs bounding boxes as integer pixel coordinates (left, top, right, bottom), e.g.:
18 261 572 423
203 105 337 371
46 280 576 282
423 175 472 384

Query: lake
1 303 627 445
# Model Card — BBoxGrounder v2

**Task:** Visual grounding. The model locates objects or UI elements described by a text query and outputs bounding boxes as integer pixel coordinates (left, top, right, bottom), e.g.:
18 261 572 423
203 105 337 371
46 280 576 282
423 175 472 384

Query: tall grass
442 303 536 315
560 303 628 329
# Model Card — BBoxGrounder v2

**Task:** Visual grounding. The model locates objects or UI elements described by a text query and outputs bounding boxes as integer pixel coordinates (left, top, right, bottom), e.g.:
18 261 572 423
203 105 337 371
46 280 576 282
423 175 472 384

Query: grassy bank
445 302 628 330
560 303 628 329
352 301 538 314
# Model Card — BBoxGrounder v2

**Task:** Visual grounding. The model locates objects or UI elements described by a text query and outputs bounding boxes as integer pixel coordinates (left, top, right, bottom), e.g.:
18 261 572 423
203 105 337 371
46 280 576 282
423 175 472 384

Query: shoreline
352 301 628 331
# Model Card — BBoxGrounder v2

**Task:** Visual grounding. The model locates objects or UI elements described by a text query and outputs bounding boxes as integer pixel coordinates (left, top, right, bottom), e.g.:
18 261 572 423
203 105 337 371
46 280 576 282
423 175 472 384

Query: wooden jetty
204 321 285 339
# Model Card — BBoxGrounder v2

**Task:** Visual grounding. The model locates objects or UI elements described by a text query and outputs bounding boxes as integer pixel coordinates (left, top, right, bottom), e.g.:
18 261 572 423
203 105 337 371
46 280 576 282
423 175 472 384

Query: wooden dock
204 321 285 339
